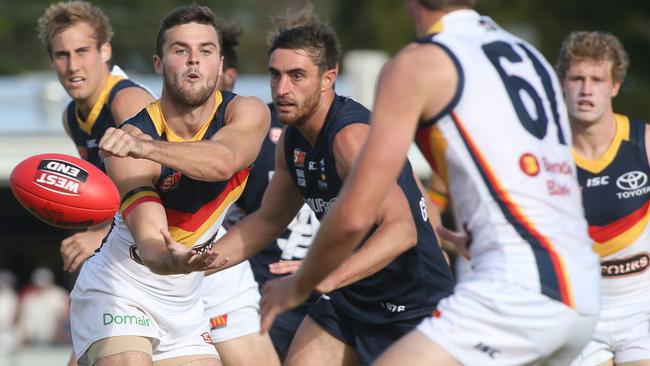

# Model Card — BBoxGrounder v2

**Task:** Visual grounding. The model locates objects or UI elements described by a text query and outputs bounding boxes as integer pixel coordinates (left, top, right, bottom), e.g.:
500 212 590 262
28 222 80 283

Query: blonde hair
37 1 113 58
556 31 629 83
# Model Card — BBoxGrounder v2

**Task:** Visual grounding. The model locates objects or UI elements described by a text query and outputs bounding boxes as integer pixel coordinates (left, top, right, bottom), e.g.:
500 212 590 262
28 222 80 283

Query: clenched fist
99 126 149 159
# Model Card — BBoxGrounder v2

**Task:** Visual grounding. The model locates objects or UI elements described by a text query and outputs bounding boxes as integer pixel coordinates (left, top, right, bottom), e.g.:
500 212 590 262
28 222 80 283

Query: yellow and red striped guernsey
575 114 650 258
166 169 249 246
122 90 250 248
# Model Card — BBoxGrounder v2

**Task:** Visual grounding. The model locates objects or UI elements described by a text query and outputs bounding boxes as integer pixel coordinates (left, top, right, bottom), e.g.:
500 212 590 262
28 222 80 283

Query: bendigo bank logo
33 159 89 196
519 153 540 177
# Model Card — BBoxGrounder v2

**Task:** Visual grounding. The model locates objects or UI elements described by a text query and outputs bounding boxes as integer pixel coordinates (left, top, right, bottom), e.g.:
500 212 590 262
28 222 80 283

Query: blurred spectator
0 270 18 353
16 267 70 346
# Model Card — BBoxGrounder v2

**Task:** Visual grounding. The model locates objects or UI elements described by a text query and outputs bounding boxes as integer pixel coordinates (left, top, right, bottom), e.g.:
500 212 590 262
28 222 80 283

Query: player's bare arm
110 86 156 125
100 96 270 182
105 152 218 275
207 131 305 275
60 90 155 273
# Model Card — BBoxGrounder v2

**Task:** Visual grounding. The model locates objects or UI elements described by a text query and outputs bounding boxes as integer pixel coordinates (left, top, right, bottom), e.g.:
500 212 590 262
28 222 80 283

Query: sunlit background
0 0 649 364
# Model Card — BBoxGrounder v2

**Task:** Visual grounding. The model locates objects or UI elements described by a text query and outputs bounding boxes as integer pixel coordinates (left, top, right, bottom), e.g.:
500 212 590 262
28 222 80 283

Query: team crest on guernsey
160 171 182 192
519 153 540 177
293 149 306 167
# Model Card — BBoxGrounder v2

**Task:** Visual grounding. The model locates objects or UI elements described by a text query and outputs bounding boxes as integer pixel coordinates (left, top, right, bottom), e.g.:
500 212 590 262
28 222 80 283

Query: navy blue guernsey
283 95 454 324
66 77 147 172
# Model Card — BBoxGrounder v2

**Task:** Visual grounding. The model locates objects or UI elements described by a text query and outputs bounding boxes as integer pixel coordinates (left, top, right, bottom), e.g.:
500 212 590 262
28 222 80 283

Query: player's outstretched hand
260 274 310 333
99 127 145 159
268 260 302 275
161 229 220 273
436 225 471 259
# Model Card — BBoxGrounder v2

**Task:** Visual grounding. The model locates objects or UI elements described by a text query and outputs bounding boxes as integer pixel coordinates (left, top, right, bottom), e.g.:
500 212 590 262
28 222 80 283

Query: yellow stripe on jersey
145 91 223 141
426 19 444 35
420 125 450 187
574 114 630 174
76 74 124 135
168 174 248 247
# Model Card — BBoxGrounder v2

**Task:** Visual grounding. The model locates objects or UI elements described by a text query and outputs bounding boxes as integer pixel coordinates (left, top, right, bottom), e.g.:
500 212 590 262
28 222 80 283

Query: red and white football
10 153 120 228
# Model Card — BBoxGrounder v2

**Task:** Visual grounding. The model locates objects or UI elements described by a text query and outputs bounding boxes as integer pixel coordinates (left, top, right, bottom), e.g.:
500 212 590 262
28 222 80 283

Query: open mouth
67 76 85 86
275 100 295 110
185 70 201 81
577 100 594 109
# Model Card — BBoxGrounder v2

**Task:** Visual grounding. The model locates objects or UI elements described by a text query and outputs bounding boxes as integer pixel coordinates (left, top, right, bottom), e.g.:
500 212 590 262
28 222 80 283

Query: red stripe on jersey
589 199 650 243
165 168 249 231
415 125 438 173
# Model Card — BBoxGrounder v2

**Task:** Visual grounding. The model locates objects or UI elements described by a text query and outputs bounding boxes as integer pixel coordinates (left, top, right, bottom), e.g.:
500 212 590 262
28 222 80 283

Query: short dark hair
268 7 340 73
155 4 222 57
417 0 476 10
216 19 242 70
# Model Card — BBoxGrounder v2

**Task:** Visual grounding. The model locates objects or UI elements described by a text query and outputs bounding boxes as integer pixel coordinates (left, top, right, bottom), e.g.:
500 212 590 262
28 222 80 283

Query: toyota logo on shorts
616 171 648 190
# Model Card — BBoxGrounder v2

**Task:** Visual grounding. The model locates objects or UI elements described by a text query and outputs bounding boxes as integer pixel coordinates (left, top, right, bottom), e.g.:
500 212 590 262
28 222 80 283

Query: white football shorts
417 278 598 366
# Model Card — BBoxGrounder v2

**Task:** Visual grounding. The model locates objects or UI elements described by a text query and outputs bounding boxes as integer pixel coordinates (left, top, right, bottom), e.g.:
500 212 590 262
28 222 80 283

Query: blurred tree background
0 0 648 117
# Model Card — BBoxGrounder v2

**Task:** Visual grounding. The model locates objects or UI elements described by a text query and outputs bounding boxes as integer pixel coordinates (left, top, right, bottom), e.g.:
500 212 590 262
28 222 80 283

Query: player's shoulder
331 95 370 125
385 41 454 81
110 81 155 105
227 93 266 110
226 94 270 124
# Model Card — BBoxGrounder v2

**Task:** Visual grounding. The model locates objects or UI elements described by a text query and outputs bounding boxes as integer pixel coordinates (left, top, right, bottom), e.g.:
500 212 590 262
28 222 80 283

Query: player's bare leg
94 351 152 366
285 316 360 366
215 332 280 366
618 360 650 366
373 330 461 366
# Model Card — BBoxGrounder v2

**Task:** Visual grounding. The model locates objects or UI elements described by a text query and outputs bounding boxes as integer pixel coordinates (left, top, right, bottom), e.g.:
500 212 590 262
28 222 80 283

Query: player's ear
321 65 338 91
153 54 163 75
611 80 621 98
100 42 112 64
